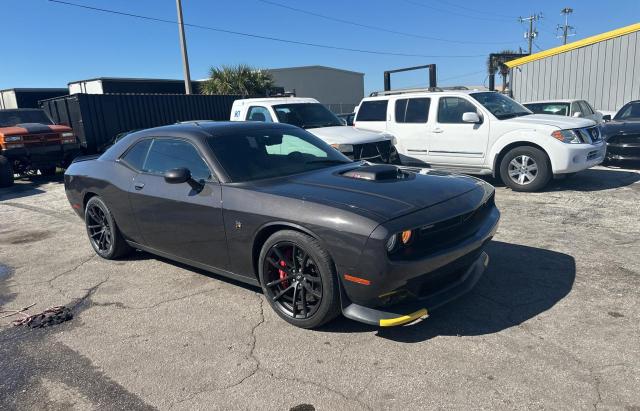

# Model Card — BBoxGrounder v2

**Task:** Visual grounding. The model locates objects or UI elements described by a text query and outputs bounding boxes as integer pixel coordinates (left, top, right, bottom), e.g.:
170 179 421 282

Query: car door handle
134 182 145 190
432 128 444 133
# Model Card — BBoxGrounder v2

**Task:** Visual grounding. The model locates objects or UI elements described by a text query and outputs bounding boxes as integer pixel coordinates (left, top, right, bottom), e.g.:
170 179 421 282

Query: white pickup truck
354 90 605 191
230 97 399 164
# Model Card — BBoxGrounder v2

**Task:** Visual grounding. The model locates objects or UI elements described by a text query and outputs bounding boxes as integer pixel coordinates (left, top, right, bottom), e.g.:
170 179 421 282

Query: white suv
231 97 399 164
354 90 605 191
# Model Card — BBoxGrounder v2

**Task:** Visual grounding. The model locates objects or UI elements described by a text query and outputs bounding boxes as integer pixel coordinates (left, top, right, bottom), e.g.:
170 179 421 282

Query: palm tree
200 64 274 96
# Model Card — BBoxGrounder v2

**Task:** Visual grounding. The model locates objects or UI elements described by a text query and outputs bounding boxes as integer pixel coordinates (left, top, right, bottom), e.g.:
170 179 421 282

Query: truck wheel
499 146 551 192
0 156 14 188
39 166 57 176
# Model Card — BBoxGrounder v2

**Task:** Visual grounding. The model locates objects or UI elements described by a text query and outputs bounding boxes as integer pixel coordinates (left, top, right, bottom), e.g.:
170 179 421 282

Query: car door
426 96 489 166
125 137 229 270
386 97 431 165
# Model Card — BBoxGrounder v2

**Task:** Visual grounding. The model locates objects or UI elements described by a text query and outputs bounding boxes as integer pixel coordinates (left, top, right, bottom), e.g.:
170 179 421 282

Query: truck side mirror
462 112 482 123
573 111 583 118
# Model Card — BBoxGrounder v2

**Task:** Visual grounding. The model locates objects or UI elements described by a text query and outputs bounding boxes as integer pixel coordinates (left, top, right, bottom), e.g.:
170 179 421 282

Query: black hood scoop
341 164 406 181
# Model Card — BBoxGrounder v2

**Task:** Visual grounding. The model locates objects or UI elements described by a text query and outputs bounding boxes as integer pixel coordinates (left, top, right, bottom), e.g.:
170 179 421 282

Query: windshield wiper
305 159 351 165
497 112 530 120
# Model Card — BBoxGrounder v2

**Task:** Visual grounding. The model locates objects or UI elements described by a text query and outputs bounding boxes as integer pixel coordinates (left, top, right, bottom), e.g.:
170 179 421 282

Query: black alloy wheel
263 241 323 319
84 196 131 259
259 230 340 328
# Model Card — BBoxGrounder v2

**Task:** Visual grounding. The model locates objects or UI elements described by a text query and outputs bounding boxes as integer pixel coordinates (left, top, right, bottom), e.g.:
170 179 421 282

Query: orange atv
0 109 81 187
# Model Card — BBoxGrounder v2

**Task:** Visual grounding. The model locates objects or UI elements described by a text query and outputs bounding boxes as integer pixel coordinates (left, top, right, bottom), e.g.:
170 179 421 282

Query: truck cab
230 97 399 164
0 109 80 187
354 90 605 192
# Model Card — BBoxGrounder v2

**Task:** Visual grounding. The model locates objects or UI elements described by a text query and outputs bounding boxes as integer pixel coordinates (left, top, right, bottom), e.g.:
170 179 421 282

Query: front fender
488 130 557 173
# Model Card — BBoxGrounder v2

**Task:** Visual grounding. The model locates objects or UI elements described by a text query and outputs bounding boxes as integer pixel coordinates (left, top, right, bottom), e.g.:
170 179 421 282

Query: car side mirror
462 112 481 123
573 111 583 118
165 167 191 184
602 114 612 121
164 167 203 190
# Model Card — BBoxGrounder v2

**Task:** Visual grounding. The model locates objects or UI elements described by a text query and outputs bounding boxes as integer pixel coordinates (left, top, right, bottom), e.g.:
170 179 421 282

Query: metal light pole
175 0 193 94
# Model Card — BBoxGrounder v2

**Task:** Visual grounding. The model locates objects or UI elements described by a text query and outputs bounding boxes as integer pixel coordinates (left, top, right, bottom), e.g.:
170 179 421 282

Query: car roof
233 97 319 106
361 90 489 101
132 120 300 138
524 99 578 104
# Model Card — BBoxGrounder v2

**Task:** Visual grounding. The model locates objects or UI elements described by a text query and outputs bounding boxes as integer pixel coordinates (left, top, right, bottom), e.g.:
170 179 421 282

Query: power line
401 0 514 22
430 0 516 20
48 0 485 59
257 0 518 45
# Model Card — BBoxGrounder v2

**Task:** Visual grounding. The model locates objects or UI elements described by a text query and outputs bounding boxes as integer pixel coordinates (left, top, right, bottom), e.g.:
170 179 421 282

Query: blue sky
2 0 639 94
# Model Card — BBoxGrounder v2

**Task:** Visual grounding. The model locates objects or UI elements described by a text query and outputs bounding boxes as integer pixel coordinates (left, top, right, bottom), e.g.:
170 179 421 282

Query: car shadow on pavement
544 167 640 192
0 174 64 201
321 240 576 343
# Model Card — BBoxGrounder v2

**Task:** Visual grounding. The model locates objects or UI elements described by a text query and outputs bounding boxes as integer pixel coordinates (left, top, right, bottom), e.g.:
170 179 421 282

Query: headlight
4 136 22 142
61 132 74 138
551 129 583 144
385 234 398 252
331 143 354 154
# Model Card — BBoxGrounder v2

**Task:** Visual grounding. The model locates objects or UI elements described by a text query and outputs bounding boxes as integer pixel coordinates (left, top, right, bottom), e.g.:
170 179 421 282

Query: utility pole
519 13 543 54
556 7 575 45
175 0 193 94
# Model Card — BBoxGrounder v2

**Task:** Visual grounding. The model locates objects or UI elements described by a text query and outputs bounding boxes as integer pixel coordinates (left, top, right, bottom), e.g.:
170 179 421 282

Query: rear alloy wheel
0 156 14 188
259 230 340 328
499 146 551 192
85 196 131 259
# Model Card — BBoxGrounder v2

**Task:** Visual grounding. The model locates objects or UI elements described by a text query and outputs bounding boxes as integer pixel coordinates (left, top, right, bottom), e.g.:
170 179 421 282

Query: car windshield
470 92 532 120
0 110 53 127
524 102 570 116
272 103 343 129
614 102 640 121
207 127 351 182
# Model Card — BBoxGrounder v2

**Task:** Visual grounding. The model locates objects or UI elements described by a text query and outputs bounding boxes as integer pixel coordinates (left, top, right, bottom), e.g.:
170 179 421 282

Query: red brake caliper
278 260 288 287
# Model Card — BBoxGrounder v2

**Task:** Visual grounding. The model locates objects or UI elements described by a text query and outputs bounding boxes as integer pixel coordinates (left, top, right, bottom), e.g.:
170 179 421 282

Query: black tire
499 146 551 192
258 230 341 329
85 196 132 259
39 166 57 176
0 156 14 188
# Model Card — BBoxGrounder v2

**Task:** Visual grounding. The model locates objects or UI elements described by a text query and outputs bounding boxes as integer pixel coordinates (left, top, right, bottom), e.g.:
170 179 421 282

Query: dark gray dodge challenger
64 121 500 328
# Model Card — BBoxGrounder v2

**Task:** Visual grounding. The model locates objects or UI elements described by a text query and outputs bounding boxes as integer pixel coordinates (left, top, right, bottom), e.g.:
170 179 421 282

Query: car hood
0 123 71 136
248 165 487 221
306 126 392 145
601 119 640 137
502 114 596 129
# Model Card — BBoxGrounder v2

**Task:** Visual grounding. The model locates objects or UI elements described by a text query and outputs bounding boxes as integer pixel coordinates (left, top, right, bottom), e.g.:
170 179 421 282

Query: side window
120 139 152 171
356 100 388 121
143 139 212 181
437 97 478 124
395 98 430 123
246 106 273 122
580 101 593 115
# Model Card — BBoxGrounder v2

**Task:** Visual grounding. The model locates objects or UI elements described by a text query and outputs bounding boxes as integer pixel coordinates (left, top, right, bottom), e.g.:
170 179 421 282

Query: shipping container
40 93 240 154
0 88 68 109
68 77 203 95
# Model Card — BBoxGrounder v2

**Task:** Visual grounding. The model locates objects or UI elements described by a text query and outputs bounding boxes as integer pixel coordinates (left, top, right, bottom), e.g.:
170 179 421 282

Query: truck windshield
0 110 54 127
471 92 532 120
524 102 570 116
272 103 343 129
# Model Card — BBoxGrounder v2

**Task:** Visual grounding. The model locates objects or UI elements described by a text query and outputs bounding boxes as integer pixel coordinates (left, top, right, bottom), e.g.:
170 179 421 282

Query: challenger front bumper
343 251 489 326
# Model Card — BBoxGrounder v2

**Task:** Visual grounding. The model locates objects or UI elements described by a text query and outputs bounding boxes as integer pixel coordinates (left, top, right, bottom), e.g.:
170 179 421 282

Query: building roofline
1 88 67 93
505 22 640 68
266 65 364 76
67 77 194 86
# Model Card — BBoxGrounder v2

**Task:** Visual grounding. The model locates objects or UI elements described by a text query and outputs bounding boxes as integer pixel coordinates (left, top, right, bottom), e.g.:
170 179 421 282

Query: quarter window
395 98 430 123
246 106 273 122
356 100 388 121
120 139 152 171
437 97 478 124
143 139 212 181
